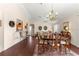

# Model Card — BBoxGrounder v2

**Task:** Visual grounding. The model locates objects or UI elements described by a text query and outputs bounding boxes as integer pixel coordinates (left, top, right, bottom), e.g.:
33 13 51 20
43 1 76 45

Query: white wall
32 20 52 33
30 20 61 34
62 15 79 47
0 5 4 52
3 4 30 50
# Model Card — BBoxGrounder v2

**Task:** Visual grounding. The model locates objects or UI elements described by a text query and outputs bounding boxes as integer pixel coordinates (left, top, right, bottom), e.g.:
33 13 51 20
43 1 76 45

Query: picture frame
38 26 42 30
16 19 23 31
44 26 47 30
9 21 15 27
63 21 69 31
25 23 28 29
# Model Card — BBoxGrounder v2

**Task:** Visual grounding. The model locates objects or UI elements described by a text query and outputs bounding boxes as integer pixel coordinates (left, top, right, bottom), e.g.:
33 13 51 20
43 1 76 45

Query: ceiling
23 3 79 22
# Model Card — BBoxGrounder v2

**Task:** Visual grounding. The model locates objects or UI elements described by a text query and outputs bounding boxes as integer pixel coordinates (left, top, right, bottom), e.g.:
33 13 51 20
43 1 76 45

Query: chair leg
67 44 71 54
38 45 44 54
60 46 62 55
65 47 67 55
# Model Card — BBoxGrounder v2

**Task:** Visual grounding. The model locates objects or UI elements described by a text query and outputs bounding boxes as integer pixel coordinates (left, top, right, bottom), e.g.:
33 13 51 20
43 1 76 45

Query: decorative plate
9 21 15 27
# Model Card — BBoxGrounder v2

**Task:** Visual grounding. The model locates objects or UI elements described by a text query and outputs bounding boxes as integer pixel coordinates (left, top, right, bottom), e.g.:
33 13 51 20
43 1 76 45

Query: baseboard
71 44 79 54
0 37 25 53
71 44 79 49
0 49 4 53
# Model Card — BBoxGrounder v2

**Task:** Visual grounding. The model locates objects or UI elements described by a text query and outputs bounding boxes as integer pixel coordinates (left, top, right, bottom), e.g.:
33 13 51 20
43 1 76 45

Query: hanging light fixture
48 9 58 21
45 3 58 21
39 3 58 22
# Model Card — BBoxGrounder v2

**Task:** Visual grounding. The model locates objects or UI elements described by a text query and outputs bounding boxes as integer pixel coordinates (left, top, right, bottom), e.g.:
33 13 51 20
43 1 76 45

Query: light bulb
55 12 58 15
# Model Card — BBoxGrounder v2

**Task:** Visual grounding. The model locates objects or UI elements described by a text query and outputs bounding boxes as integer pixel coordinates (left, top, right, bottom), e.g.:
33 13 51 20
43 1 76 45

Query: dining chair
38 35 44 54
53 34 61 52
60 32 71 55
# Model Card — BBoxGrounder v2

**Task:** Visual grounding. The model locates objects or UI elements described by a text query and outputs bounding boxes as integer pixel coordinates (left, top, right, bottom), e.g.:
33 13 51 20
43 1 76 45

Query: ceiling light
48 9 57 21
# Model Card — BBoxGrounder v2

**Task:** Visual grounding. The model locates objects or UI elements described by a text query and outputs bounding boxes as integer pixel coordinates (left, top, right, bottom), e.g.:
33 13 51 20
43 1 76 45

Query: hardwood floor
0 36 36 56
71 44 79 55
0 36 79 56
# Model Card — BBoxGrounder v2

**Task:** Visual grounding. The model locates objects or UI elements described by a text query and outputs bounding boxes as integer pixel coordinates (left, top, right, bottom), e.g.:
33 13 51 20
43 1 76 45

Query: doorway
28 24 35 36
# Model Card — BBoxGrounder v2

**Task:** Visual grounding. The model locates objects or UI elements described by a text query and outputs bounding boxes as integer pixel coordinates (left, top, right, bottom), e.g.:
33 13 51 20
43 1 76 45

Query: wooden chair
38 35 44 54
52 33 61 53
43 34 49 52
47 33 53 52
60 32 71 54
64 32 71 54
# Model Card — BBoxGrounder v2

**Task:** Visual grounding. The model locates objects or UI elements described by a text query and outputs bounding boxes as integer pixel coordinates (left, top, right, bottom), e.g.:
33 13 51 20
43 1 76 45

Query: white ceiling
23 3 79 22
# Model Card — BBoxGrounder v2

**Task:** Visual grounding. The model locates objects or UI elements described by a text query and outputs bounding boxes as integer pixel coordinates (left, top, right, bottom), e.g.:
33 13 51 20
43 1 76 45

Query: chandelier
45 3 58 21
39 3 58 22
48 9 57 21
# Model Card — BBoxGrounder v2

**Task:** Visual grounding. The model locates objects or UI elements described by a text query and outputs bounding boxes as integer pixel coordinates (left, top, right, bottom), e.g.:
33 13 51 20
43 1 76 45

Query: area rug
33 45 78 56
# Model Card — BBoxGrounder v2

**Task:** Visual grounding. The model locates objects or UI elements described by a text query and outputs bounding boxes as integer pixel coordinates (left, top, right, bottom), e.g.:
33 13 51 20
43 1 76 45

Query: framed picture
9 21 15 27
44 26 47 30
25 23 28 29
63 22 69 31
38 26 42 30
16 19 23 31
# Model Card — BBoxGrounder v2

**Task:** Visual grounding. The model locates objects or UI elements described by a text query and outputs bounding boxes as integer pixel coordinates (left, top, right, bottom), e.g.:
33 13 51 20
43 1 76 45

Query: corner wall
61 15 79 47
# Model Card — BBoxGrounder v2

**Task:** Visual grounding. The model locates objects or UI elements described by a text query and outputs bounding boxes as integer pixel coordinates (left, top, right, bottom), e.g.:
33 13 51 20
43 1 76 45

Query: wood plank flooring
71 44 79 55
0 36 36 56
0 36 79 56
